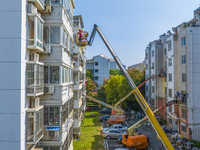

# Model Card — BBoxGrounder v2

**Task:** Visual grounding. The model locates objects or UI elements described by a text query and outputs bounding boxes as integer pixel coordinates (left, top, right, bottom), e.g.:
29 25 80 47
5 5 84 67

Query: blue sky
74 1 200 68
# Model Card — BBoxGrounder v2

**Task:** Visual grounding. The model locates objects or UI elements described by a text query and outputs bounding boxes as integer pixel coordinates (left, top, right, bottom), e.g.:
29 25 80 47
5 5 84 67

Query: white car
103 124 128 132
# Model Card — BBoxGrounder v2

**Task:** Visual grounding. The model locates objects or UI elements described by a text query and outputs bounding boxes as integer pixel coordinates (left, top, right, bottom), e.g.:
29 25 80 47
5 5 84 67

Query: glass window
43 27 49 44
152 50 154 57
37 18 43 48
181 37 186 46
181 55 186 64
168 74 172 81
182 73 186 82
95 76 98 80
51 0 62 4
168 43 172 51
152 74 154 81
50 66 59 84
65 67 68 83
44 66 48 84
69 40 73 53
152 86 154 93
62 66 64 83
181 109 187 120
146 64 148 70
44 107 60 125
168 58 172 66
168 89 172 97
182 125 186 133
164 49 167 55
146 53 148 59
95 69 98 73
152 62 154 69
50 27 60 44
95 62 98 66
27 17 35 45
73 72 78 81
65 33 68 48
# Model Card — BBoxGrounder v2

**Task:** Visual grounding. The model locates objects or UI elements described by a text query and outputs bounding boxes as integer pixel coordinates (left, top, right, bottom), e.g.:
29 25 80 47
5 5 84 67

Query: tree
96 78 110 102
86 78 96 97
86 69 93 80
109 69 123 76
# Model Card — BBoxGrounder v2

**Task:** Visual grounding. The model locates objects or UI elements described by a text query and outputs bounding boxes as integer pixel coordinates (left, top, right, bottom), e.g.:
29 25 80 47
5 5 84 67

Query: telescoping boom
86 24 174 150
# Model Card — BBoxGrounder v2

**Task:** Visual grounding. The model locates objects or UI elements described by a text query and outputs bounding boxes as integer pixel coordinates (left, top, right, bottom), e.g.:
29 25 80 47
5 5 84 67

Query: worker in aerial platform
77 28 83 43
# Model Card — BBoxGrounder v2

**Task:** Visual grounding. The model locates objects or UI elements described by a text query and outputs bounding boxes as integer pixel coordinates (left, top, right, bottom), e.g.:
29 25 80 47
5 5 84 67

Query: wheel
131 147 137 150
122 144 126 148
106 135 111 140
145 145 154 150
105 122 110 127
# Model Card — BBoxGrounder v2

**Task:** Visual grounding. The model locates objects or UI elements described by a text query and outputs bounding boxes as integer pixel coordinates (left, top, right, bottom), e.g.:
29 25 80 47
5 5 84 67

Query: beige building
128 60 145 71
145 7 200 140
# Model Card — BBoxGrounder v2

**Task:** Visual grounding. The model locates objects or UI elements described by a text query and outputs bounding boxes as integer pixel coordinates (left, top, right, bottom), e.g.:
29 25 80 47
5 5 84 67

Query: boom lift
78 24 174 149
82 94 126 126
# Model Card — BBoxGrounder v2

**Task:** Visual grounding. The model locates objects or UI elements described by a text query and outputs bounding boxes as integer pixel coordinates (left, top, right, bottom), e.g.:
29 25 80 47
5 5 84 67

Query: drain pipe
190 30 194 139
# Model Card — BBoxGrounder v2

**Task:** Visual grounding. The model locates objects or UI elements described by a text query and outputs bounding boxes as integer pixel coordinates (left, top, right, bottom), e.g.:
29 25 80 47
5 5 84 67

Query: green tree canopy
109 69 123 76
86 69 93 80
86 78 96 97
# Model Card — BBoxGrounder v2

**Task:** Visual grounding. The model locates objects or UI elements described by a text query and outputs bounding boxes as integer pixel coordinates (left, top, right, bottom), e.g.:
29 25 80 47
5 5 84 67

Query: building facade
86 54 122 87
145 7 200 141
128 60 145 70
0 0 84 149
72 15 87 137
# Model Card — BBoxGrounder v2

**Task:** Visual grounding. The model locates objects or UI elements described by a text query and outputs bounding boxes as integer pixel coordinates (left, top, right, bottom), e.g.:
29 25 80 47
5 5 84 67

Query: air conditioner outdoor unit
31 53 39 62
44 86 54 94
49 131 59 138
44 46 51 53
27 3 37 14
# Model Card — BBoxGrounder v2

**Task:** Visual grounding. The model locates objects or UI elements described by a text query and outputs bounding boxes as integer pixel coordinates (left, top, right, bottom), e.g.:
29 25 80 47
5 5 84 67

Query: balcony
73 110 82 128
26 106 44 144
73 99 82 109
27 62 44 97
27 14 44 52
28 0 44 10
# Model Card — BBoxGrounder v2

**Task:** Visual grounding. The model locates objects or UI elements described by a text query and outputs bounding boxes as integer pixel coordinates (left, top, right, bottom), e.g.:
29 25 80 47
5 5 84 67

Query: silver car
103 124 128 132
103 129 126 139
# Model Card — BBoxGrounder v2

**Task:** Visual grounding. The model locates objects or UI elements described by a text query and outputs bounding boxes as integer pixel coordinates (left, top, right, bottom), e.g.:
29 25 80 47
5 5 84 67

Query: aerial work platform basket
76 28 89 47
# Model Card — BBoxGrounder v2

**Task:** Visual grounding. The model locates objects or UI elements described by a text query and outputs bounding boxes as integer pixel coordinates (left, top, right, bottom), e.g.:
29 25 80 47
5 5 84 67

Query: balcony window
74 91 78 100
168 89 172 97
26 108 44 143
181 37 186 46
51 0 62 4
50 66 59 84
168 58 172 66
65 67 68 83
73 20 80 27
73 72 78 81
168 43 172 51
181 108 187 120
69 68 73 82
27 63 44 95
65 33 69 48
69 40 73 53
182 73 186 82
152 50 154 57
43 27 49 44
62 101 69 124
182 125 186 133
27 16 43 50
168 74 172 82
61 66 69 84
164 48 167 55
181 55 186 64
152 62 154 69
51 27 60 44
44 107 60 125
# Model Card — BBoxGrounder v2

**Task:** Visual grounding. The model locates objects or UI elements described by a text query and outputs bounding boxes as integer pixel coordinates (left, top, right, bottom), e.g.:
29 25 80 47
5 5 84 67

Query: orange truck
105 115 125 127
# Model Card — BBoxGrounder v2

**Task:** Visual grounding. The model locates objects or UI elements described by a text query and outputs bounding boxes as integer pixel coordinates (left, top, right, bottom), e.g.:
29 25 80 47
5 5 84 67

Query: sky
74 1 200 68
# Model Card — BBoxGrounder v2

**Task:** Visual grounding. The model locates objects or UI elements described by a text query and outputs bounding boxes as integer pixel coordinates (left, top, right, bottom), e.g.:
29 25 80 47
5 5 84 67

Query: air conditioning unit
49 131 59 138
73 61 78 67
31 53 39 62
43 46 51 53
41 0 51 13
44 86 54 94
27 3 37 14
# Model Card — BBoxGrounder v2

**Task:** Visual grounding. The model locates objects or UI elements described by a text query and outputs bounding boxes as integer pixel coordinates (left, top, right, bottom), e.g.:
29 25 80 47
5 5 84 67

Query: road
103 118 180 150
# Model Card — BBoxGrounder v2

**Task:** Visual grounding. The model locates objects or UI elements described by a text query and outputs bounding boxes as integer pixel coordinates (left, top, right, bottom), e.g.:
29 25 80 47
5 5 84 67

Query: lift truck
77 24 174 149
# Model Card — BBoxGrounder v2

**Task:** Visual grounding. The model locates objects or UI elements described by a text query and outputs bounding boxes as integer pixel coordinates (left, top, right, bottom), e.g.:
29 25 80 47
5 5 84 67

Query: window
146 86 148 91
152 50 154 57
152 86 154 93
61 101 68 124
152 74 154 81
164 49 167 55
165 61 167 68
44 107 60 125
168 58 172 66
165 87 167 96
165 112 167 117
168 74 172 82
168 43 172 51
181 37 186 46
50 27 60 44
146 64 148 70
73 72 78 81
95 69 98 73
182 73 186 82
50 66 59 84
152 62 154 69
51 0 62 5
146 53 148 59
95 62 98 66
181 55 186 64
181 109 187 120
169 105 172 112
168 89 172 97
95 76 98 80
169 118 172 125
182 125 186 133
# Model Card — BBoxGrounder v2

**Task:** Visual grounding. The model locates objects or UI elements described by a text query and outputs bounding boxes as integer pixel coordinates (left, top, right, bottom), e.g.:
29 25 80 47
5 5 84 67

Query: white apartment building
0 0 80 149
72 15 87 136
145 7 200 140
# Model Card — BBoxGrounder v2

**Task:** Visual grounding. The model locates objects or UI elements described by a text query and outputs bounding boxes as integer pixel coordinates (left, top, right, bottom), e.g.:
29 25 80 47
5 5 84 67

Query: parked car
102 129 126 139
99 107 112 114
103 124 128 132
99 115 110 122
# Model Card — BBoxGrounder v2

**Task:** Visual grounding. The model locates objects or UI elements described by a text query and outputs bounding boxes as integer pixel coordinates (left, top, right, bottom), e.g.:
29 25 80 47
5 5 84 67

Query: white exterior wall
0 0 27 149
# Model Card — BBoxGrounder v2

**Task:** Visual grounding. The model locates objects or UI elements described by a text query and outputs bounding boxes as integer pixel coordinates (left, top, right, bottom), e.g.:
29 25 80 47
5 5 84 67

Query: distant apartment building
0 0 86 149
72 15 87 137
86 54 124 87
145 7 200 141
128 60 145 70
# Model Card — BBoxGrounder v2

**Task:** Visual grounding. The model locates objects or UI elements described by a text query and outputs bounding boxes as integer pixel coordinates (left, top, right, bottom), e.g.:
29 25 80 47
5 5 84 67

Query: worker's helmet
81 29 83 32
78 28 81 30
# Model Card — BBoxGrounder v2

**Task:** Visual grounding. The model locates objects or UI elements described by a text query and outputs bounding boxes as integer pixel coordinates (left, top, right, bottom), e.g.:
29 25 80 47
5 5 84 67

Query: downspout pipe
190 30 194 139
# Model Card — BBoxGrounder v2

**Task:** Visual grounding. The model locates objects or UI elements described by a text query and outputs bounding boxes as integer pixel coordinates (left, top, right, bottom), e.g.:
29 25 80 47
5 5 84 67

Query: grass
73 110 105 150
189 140 200 148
